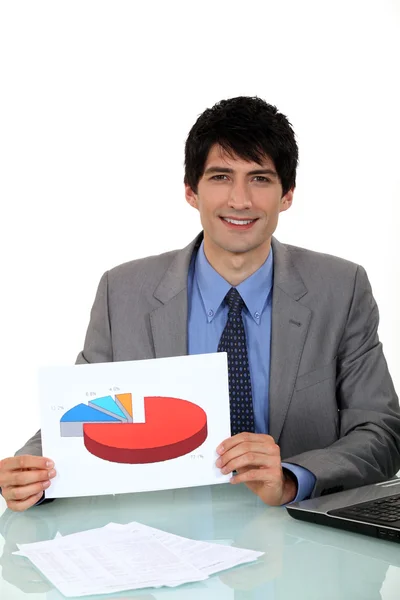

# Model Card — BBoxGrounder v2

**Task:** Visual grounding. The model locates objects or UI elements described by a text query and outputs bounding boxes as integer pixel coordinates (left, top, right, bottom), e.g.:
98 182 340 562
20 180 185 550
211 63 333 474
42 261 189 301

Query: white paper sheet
116 523 264 576
39 353 231 498
15 522 264 598
17 525 207 597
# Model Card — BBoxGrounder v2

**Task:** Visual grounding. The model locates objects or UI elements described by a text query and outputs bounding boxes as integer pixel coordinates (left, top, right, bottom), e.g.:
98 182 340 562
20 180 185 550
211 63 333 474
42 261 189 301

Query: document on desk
120 522 264 575
15 522 264 597
39 353 231 498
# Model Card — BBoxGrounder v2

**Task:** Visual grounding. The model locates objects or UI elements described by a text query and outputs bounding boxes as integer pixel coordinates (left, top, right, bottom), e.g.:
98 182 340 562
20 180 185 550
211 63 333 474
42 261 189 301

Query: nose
227 179 252 210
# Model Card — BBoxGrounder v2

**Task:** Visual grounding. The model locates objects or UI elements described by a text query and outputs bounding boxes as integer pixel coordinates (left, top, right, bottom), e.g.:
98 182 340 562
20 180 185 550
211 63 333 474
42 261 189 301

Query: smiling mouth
220 217 258 229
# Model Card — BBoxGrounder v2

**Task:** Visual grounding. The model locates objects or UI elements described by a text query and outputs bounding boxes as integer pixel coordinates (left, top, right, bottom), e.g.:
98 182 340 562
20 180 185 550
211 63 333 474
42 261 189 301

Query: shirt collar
194 241 274 324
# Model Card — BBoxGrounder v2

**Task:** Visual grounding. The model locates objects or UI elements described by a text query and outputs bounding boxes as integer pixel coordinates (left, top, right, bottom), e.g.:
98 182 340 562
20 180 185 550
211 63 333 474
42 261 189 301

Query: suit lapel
149 234 202 358
269 238 312 443
148 233 311 443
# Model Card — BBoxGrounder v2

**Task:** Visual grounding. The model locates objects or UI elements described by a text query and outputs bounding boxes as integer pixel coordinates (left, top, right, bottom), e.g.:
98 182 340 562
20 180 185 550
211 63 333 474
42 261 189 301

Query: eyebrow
204 166 278 178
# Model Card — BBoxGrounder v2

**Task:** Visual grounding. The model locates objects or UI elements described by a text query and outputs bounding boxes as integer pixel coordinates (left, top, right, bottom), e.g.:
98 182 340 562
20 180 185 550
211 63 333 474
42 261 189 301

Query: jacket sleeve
285 265 400 497
75 271 113 364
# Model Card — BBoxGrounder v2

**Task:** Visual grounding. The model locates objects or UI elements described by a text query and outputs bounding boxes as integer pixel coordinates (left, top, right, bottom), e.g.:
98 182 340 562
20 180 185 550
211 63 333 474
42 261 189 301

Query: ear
279 188 294 213
185 184 199 209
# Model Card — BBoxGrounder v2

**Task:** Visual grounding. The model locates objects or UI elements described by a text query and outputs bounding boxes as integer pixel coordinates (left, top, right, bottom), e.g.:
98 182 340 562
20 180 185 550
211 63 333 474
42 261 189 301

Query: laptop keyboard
328 493 400 526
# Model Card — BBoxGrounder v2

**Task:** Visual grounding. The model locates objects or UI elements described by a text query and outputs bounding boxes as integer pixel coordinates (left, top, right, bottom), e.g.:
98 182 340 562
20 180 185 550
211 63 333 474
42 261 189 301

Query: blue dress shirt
188 241 316 502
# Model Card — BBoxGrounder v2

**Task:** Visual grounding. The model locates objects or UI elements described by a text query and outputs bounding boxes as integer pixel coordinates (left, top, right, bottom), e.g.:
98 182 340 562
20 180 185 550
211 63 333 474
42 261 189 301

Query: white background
0 3 399 459
0 2 399 597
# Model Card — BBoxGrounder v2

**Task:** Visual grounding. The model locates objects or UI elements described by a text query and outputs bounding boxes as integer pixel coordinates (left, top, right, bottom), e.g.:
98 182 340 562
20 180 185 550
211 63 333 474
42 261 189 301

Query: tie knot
225 288 245 315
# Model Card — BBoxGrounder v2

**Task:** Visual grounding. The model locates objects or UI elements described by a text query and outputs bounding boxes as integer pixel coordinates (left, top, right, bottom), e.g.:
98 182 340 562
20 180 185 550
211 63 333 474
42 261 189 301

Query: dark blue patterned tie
218 288 255 435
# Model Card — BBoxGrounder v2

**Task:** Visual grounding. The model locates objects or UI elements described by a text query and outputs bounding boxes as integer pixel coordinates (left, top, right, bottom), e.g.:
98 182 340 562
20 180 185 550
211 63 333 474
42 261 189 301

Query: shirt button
208 309 214 318
254 312 260 320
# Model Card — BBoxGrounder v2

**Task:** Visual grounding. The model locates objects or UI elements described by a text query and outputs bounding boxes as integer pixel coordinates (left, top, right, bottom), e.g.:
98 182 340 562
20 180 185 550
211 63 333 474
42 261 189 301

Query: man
1 96 400 512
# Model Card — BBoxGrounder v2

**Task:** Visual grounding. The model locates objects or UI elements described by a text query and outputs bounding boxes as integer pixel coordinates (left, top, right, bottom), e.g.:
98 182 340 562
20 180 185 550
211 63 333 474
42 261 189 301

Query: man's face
185 144 293 259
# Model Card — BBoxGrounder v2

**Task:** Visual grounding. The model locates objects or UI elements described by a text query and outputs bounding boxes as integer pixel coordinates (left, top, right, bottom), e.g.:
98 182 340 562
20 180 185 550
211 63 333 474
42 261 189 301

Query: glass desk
1 483 399 600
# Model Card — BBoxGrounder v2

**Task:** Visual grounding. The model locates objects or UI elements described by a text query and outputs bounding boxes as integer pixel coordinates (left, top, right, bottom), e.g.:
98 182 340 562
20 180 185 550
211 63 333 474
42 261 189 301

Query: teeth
223 218 254 225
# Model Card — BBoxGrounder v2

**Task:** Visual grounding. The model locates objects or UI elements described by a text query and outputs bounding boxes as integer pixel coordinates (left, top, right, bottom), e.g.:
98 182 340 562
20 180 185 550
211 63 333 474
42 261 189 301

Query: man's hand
216 433 297 506
0 456 56 512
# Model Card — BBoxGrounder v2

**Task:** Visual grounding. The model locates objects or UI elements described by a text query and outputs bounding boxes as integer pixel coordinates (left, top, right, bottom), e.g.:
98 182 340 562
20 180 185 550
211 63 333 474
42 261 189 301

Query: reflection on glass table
1 483 400 599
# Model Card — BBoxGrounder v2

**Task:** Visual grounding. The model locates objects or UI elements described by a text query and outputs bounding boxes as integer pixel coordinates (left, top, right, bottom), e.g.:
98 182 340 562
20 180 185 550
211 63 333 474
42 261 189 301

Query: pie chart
60 394 208 464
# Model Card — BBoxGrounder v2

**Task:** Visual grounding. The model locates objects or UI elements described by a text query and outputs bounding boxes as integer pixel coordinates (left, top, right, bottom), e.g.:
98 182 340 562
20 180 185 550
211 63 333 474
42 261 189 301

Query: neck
203 236 272 286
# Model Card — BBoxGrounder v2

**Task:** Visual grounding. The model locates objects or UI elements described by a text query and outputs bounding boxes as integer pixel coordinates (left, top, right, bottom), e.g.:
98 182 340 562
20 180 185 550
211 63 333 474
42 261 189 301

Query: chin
218 240 260 255
205 228 269 256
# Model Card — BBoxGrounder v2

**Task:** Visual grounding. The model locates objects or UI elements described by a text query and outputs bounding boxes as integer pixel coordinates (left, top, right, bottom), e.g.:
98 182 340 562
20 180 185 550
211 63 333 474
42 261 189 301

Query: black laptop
286 477 400 543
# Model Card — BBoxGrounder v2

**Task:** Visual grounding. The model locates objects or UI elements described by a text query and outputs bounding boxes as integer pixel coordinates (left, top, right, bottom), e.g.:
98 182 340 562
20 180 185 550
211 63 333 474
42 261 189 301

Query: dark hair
184 96 298 196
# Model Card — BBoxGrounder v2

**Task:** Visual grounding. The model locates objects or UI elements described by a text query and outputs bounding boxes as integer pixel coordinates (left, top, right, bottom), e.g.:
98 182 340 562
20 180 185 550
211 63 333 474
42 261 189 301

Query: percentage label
51 405 65 411
86 392 96 397
109 386 120 392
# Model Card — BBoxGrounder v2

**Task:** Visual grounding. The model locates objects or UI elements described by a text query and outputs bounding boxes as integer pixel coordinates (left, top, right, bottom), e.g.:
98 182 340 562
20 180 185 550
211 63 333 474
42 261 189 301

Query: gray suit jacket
18 234 400 497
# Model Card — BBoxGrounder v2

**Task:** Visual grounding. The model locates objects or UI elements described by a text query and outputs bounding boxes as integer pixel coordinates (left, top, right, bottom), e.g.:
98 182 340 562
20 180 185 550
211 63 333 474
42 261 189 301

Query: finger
7 492 45 512
3 480 52 502
217 433 275 455
220 451 281 475
230 466 283 485
5 468 56 488
217 441 280 469
0 455 54 472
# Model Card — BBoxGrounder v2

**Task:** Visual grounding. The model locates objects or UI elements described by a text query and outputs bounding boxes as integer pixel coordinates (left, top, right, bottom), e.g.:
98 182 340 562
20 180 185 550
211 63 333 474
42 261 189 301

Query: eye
253 176 270 183
210 174 228 181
